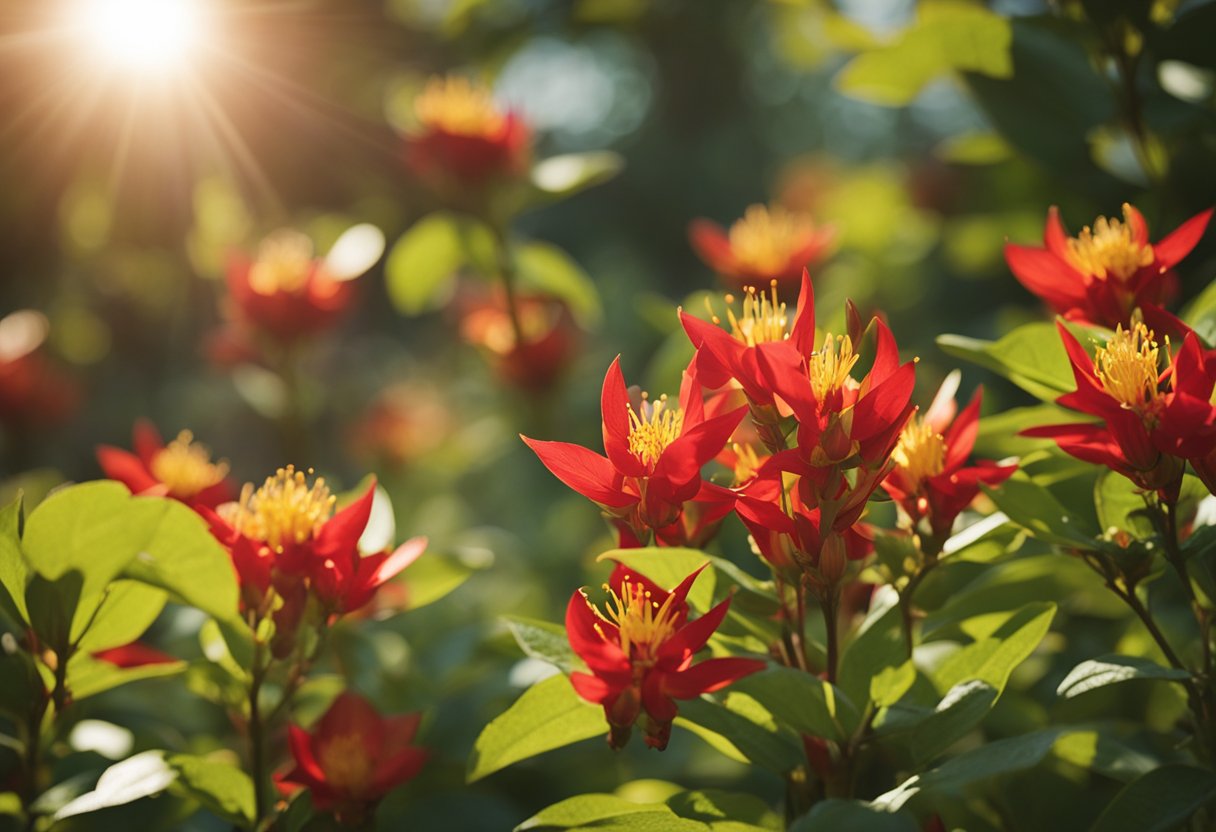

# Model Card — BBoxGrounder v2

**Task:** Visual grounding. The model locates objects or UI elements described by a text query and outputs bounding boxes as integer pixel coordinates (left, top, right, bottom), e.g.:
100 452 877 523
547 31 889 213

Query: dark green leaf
503 615 582 673
728 666 858 741
1056 655 1191 698
789 799 916 832
677 696 803 774
1091 764 1216 832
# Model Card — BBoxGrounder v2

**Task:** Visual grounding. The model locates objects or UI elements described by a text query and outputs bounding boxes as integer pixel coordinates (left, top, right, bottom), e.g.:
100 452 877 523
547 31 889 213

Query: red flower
225 229 361 344
0 310 79 432
681 270 818 416
884 377 1016 542
406 75 531 187
522 357 746 544
1004 204 1212 327
689 204 834 296
277 691 427 824
1023 321 1216 494
97 421 233 511
457 287 581 392
567 563 765 750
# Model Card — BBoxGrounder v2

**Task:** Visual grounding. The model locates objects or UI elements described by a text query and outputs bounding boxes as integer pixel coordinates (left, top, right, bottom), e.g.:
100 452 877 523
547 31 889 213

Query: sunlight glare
72 0 204 74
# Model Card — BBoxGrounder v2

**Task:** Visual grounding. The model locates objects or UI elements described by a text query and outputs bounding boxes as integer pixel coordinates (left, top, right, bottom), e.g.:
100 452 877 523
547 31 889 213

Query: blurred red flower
689 204 834 297
0 310 80 432
457 288 580 392
884 378 1016 542
567 563 764 750
277 691 427 824
406 75 531 187
225 230 359 345
1005 204 1212 328
1024 321 1216 495
523 357 745 544
93 641 178 668
97 420 234 511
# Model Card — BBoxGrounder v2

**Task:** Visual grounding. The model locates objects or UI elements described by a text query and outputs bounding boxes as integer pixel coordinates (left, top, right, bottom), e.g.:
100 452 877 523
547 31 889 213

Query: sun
69 0 205 75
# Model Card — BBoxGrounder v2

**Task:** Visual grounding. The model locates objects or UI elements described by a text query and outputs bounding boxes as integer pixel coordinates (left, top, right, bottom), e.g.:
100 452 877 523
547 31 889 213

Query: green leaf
167 753 255 825
676 696 803 774
874 729 1064 811
503 615 582 673
73 581 168 654
789 799 917 832
1182 272 1216 344
1094 470 1156 539
934 601 1056 694
937 322 1073 402
983 474 1099 549
515 241 603 328
972 402 1080 459
530 151 624 200
516 794 704 832
119 500 239 623
53 750 177 820
666 789 781 830
728 667 857 741
385 212 490 315
1051 729 1160 783
839 604 906 708
835 1 1012 106
401 551 475 611
0 495 27 625
66 653 185 701
1056 655 1191 699
468 674 605 782
878 680 998 767
1091 764 1216 832
598 548 716 612
870 661 916 709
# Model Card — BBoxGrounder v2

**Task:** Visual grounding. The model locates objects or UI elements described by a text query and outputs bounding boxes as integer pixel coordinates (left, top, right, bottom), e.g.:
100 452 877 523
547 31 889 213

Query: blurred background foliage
1 0 1215 829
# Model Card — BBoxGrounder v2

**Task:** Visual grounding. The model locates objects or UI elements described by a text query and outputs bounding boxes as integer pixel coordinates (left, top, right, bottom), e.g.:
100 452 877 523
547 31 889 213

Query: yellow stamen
891 416 946 483
221 465 335 552
414 75 505 138
248 230 315 295
318 733 374 795
150 430 229 499
807 333 859 401
731 442 763 484
599 575 680 665
1063 205 1154 282
728 205 817 275
1094 322 1166 421
714 280 790 347
627 393 684 467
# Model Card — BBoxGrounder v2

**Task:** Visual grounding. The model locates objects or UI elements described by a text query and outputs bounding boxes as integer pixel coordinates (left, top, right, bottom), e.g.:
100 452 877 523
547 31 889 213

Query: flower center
1063 205 1154 282
223 466 335 551
891 416 946 483
807 333 859 401
627 393 684 467
414 76 505 138
713 280 789 347
1094 322 1166 422
149 430 229 498
728 205 816 275
318 732 375 796
248 230 316 295
600 575 680 665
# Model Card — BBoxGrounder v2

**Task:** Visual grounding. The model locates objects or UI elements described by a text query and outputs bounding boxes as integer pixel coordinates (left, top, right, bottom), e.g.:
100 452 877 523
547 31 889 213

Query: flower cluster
690 204 835 297
567 563 764 750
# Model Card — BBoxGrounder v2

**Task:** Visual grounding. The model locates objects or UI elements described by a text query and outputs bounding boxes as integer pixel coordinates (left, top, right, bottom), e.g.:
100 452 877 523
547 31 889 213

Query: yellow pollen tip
414 75 506 138
601 575 680 664
317 733 375 795
1094 323 1167 421
222 465 335 552
1063 205 1154 282
728 204 817 275
149 430 228 498
248 230 316 295
627 392 684 467
715 279 790 347
807 332 859 400
891 416 946 483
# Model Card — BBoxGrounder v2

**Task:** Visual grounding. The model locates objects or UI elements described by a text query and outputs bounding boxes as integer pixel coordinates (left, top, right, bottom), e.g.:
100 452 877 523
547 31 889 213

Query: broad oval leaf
1056 655 1191 699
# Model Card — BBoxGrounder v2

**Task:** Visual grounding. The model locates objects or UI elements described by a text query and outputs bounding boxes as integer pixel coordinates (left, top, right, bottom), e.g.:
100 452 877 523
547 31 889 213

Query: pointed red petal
522 436 634 507
688 219 736 273
602 357 645 477
661 657 767 699
660 594 731 661
96 446 159 494
653 405 747 487
316 480 376 558
565 590 629 670
1154 208 1213 270
1004 244 1087 310
943 388 982 471
789 269 817 358
1044 206 1070 256
132 420 164 467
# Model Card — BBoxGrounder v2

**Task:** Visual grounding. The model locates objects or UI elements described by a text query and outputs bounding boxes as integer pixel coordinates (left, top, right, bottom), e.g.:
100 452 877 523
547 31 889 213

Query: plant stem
488 221 525 350
248 642 269 830
822 586 841 684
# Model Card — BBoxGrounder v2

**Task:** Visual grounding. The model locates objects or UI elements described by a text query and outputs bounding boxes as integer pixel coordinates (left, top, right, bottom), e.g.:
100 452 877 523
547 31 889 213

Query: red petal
653 405 747 488
943 388 982 471
1044 206 1070 257
1124 203 1149 246
661 657 767 699
287 724 326 784
369 747 428 796
688 219 736 273
1004 244 1086 310
132 420 164 467
522 436 634 508
660 595 732 662
316 480 376 559
1154 208 1213 271
570 671 616 705
565 590 629 671
601 358 645 478
853 362 915 442
789 269 817 358
96 446 159 494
